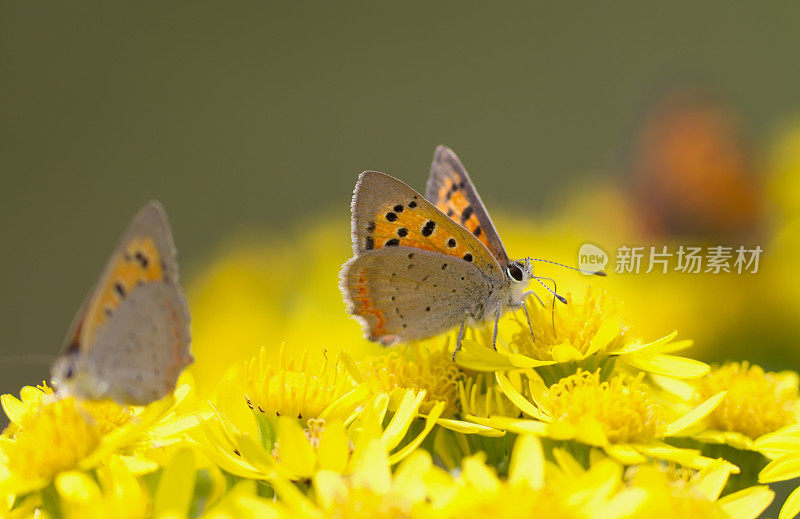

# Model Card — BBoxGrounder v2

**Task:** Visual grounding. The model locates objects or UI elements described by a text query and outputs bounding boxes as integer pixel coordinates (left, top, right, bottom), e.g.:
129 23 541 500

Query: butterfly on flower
340 146 604 358
51 201 192 405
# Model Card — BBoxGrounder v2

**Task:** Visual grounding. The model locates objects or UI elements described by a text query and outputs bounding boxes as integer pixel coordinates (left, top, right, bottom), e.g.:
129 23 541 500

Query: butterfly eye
65 367 74 379
507 263 524 282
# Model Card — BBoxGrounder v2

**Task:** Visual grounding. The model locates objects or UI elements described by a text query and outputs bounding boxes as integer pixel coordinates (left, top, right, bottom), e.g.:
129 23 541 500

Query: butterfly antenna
0 353 55 365
528 257 607 276
532 275 568 305
534 276 560 334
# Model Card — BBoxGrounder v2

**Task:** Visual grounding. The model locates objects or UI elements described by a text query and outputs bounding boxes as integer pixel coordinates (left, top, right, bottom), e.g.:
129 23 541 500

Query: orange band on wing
436 178 491 250
353 274 388 337
84 237 165 340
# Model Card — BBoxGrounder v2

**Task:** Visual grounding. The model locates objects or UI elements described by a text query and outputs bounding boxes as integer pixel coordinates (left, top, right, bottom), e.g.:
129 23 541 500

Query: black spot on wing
114 282 127 298
134 251 149 268
385 239 400 246
397 227 408 237
393 204 404 212
463 253 473 262
365 237 374 250
386 212 398 222
473 226 482 237
421 220 436 236
461 206 473 223
447 238 456 247
367 221 376 232
409 201 417 208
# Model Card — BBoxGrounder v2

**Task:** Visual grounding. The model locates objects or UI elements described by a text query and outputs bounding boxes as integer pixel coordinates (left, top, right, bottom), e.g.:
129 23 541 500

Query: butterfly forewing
425 146 510 265
341 247 503 344
351 171 503 280
66 201 182 354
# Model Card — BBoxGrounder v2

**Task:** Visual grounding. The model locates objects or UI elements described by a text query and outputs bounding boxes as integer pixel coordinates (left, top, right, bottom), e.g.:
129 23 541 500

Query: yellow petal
650 374 698 400
312 470 347 512
464 414 546 435
435 417 504 436
652 339 694 354
635 443 738 473
664 391 726 437
718 486 775 519
509 435 544 489
462 455 500 492
382 390 425 451
614 331 678 355
350 439 392 494
153 448 195 519
760 454 800 483
316 421 349 473
393 450 433 501
235 433 282 478
319 385 369 422
455 339 517 371
277 417 317 477
603 444 647 465
0 395 24 425
691 459 733 500
507 354 557 369
586 318 621 357
551 448 586 479
779 485 800 519
621 353 709 378
496 373 550 421
118 455 160 475
55 471 100 503
551 343 584 363
388 401 445 465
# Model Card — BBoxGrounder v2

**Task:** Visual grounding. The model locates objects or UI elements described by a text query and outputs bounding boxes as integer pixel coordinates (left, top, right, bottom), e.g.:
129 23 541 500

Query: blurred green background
2 2 800 398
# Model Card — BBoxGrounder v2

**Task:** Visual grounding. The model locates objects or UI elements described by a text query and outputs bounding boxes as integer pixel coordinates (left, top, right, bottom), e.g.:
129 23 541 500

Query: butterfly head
505 258 533 305
51 352 102 401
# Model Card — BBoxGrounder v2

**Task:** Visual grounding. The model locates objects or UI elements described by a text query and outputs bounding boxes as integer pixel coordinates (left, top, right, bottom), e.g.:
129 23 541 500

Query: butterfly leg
452 315 468 361
521 300 535 344
491 300 502 351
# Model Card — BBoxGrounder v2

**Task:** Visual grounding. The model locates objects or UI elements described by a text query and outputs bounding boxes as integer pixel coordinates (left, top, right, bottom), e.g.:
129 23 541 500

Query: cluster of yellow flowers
4 123 800 517
2 272 800 519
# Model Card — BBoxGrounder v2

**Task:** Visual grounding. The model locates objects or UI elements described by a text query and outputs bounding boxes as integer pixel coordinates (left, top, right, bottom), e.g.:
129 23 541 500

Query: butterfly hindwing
84 282 192 404
341 247 503 344
425 146 510 265
55 201 192 404
350 171 503 280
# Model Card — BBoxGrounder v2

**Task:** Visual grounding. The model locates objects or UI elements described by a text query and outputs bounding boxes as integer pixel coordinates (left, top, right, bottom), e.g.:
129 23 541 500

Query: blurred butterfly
340 146 604 358
51 201 192 405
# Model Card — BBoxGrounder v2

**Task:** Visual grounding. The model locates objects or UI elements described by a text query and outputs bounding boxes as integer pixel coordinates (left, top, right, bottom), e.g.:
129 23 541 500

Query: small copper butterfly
340 146 604 359
51 201 192 404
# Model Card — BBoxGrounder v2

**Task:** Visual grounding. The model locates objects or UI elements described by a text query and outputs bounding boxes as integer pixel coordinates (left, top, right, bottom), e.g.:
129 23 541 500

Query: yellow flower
193 345 445 482
478 369 730 470
244 345 361 421
425 435 771 519
624 460 773 519
348 343 503 440
423 435 640 519
355 344 462 416
271 438 440 518
0 379 191 497
652 362 800 452
456 288 709 382
55 456 150 519
755 422 800 519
